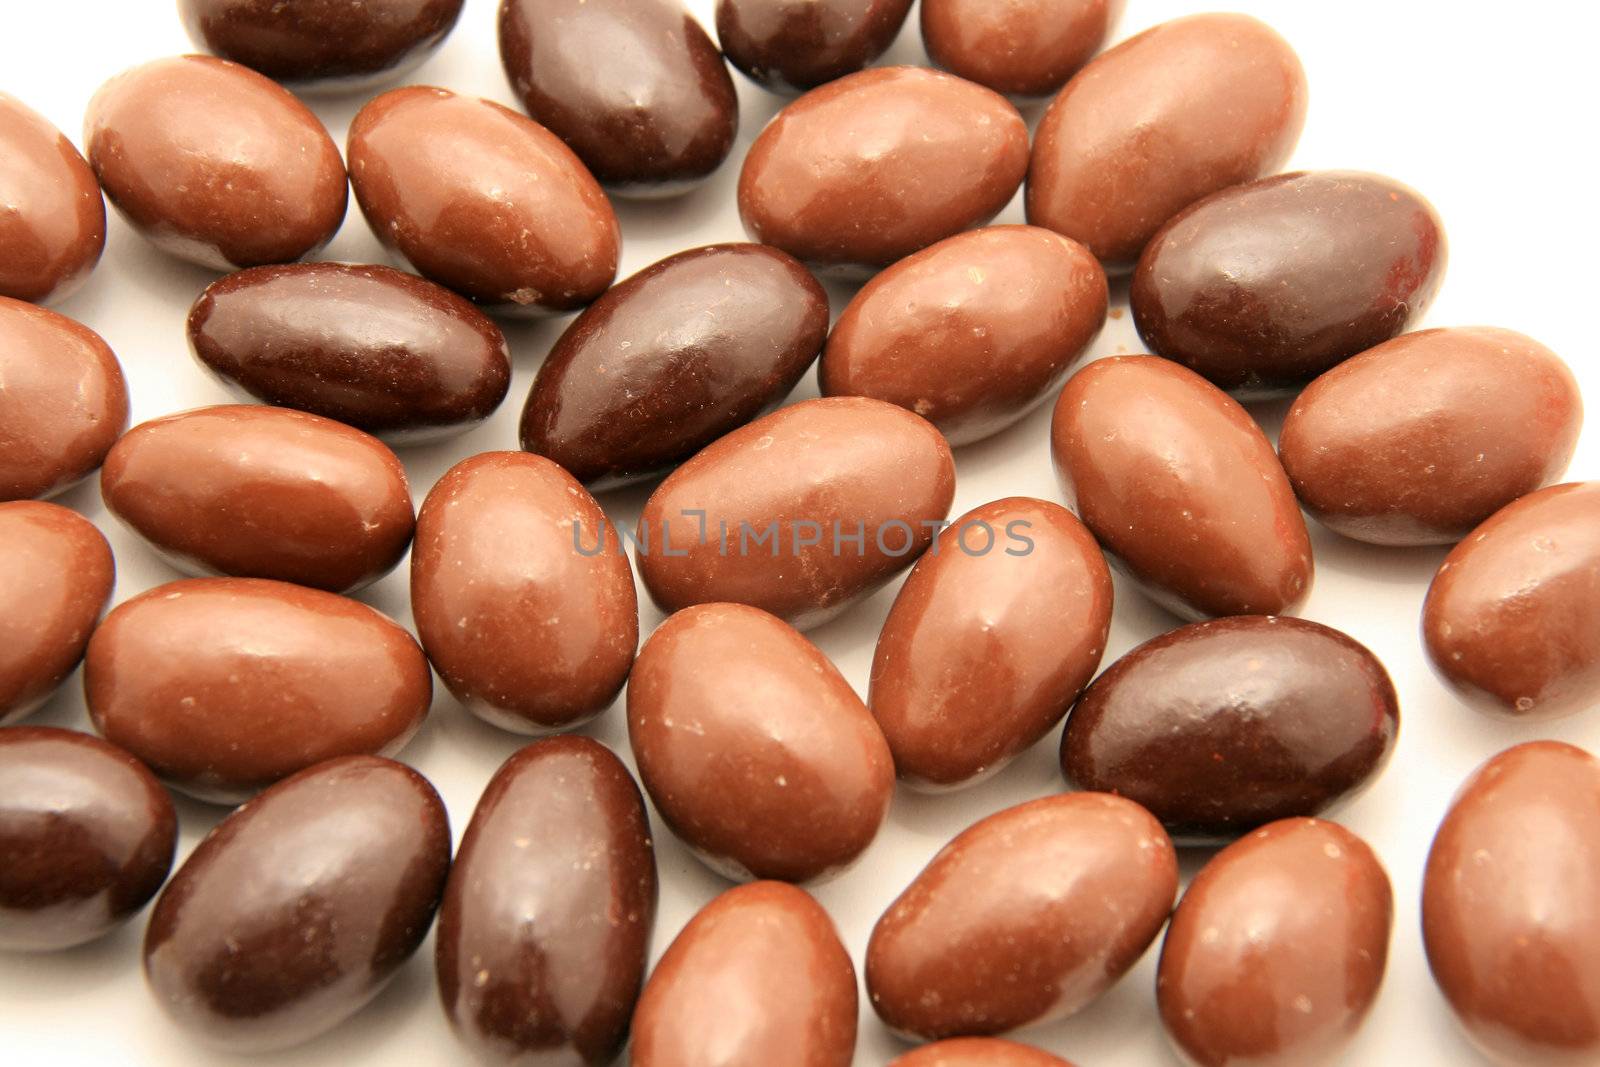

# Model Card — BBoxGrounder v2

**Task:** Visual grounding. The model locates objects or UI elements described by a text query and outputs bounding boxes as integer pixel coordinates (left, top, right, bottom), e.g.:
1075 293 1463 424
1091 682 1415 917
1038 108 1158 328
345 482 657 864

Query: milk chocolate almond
85 578 432 803
922 0 1122 100
0 92 105 304
717 0 914 93
891 1039 1078 1067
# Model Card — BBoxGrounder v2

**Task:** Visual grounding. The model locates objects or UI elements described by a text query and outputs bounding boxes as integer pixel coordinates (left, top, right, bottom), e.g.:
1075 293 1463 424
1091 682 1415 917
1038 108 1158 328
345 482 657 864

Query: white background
2 1 1597 1064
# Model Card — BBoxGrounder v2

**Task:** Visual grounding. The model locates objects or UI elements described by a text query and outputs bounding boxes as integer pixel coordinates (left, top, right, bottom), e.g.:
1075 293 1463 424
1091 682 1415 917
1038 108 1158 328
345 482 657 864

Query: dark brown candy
1159 818 1393 1067
0 299 128 502
498 0 738 196
739 66 1028 276
178 0 466 92
867 793 1177 1038
84 56 347 270
144 756 450 1051
1132 170 1448 396
347 86 619 316
437 736 656 1065
411 452 639 734
100 405 414 594
820 225 1107 446
1027 13 1306 272
1050 356 1313 620
1279 326 1581 545
520 243 828 488
0 727 176 952
85 578 432 804
1423 482 1600 721
0 502 115 725
188 263 511 444
636 397 956 629
1062 616 1399 842
0 92 105 304
628 603 893 882
921 0 1121 100
717 0 914 93
1424 741 1600 1066
871 498 1113 790
631 881 858 1067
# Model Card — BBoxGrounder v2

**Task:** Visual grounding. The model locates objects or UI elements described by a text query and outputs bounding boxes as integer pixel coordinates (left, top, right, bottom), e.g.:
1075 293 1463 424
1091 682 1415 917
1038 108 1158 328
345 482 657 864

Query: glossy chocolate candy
628 603 893 882
1280 327 1581 545
0 298 128 502
891 1039 1077 1067
636 396 956 629
921 0 1122 100
871 498 1112 790
1423 482 1600 721
1132 170 1447 396
85 578 432 804
188 263 511 444
866 793 1177 1039
1159 818 1393 1067
1027 13 1306 272
0 727 176 951
178 0 466 92
520 243 828 488
0 502 114 725
498 0 738 196
100 405 414 594
84 56 347 271
739 66 1028 277
717 0 914 93
411 452 637 735
437 736 656 1065
821 225 1107 446
0 92 105 304
1050 356 1313 620
347 86 619 316
144 756 450 1051
631 881 857 1067
1424 741 1600 1065
1063 616 1398 842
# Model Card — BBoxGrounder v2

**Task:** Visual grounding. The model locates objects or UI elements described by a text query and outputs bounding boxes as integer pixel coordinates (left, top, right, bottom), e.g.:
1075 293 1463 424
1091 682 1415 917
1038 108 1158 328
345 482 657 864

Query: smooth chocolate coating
100 405 414 594
411 452 638 735
632 881 857 1067
1280 327 1580 545
821 225 1106 445
437 736 656 1064
497 0 738 196
871 498 1112 790
1026 13 1306 272
0 502 114 725
717 0 914 93
144 756 450 1051
921 0 1122 100
188 263 511 444
867 793 1177 1039
178 0 465 92
0 727 176 951
1050 356 1313 620
1132 171 1448 396
520 243 828 488
1424 741 1600 1065
628 603 893 882
0 298 128 502
84 55 347 271
0 92 105 304
347 86 619 316
738 66 1029 277
85 578 431 804
891 1039 1077 1067
1062 616 1398 843
1422 482 1600 721
636 396 956 630
1159 818 1393 1067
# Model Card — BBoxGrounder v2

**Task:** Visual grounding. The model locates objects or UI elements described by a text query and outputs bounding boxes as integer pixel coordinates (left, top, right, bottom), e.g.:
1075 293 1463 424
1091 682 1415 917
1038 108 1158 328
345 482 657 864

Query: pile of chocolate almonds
1 2 1595 1066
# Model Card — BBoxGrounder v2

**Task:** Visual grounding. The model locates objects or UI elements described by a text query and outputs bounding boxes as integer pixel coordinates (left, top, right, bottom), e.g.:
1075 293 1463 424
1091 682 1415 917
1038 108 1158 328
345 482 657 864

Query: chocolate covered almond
0 92 105 304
